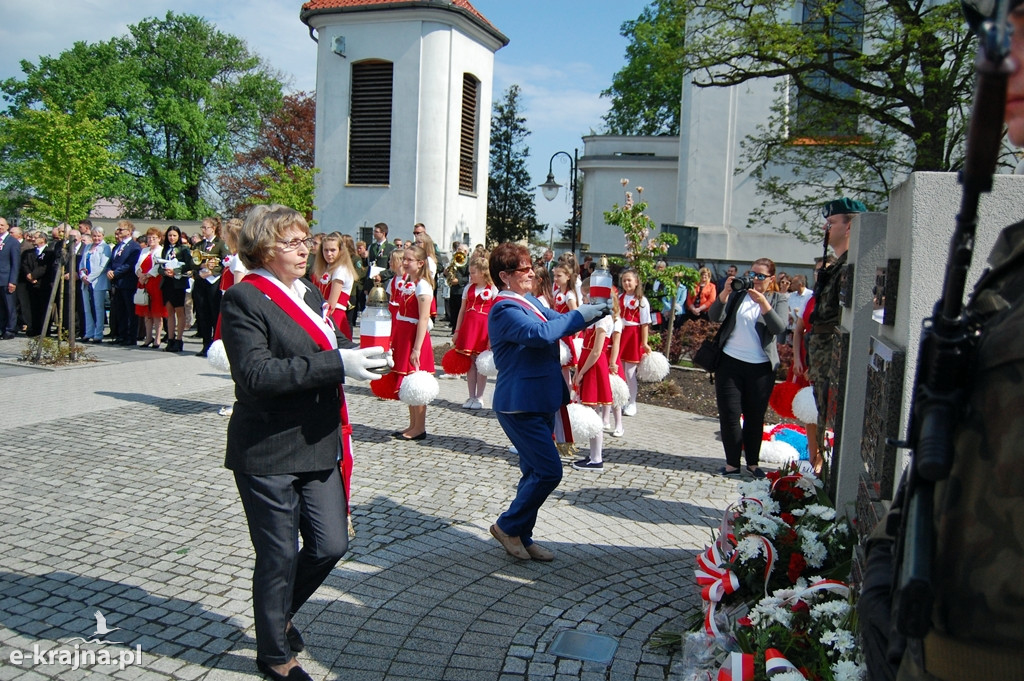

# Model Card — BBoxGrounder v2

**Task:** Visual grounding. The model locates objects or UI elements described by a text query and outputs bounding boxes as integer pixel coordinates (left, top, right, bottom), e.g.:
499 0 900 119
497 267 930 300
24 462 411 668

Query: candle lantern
359 284 392 351
589 255 613 305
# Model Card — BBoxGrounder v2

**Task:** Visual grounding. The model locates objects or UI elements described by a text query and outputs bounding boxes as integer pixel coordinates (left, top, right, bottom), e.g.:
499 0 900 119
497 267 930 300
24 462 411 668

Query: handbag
692 293 743 377
133 288 149 306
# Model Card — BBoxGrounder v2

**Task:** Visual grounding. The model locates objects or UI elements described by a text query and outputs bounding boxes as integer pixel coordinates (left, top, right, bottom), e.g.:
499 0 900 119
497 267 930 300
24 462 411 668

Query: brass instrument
445 250 467 286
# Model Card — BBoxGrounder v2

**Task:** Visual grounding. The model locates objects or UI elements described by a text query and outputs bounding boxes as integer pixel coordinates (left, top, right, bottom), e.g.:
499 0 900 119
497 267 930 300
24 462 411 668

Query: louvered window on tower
459 74 480 193
349 60 394 185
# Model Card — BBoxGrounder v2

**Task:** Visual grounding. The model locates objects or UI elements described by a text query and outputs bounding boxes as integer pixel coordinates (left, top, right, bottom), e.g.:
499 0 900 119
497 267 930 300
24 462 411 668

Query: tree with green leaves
487 85 539 246
0 96 120 361
604 0 979 241
602 0 685 136
604 181 697 353
260 160 320 225
1 11 283 220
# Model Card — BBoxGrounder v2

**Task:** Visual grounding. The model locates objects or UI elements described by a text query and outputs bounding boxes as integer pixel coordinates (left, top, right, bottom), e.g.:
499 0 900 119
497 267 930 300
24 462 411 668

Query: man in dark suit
105 221 141 345
0 217 20 339
486 243 608 562
21 230 56 336
362 222 395 292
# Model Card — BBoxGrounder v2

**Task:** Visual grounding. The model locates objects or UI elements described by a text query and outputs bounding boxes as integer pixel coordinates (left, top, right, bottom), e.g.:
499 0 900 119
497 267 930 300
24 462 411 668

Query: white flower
821 629 857 655
620 178 629 186
735 536 765 562
774 672 808 681
798 528 828 567
805 504 836 521
748 596 792 628
831 659 864 681
636 185 644 194
742 514 783 538
811 599 850 625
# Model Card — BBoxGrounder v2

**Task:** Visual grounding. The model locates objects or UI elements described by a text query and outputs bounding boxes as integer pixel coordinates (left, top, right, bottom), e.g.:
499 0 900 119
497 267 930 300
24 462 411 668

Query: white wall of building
676 74 820 269
305 8 503 248
578 135 680 256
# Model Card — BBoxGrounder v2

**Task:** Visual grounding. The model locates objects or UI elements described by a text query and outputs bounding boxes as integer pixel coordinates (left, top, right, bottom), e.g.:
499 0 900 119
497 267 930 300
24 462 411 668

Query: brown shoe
490 523 530 560
524 542 554 562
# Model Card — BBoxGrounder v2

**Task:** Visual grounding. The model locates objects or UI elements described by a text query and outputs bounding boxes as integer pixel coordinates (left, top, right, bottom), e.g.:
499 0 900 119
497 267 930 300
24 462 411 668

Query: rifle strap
924 631 1024 681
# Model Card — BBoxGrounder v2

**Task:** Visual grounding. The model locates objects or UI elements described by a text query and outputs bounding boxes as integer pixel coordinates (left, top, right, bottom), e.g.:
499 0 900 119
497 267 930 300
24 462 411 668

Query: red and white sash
244 272 354 511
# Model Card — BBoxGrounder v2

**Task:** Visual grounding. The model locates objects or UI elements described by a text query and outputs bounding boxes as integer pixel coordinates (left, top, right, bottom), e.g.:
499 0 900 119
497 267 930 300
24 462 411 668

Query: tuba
445 250 467 286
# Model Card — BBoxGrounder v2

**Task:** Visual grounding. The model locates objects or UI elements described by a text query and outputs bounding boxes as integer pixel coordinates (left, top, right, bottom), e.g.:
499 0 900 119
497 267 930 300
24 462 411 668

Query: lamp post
538 148 579 256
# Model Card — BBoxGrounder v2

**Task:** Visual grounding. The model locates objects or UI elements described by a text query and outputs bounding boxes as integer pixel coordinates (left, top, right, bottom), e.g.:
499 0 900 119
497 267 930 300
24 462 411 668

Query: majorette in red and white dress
455 284 498 356
618 293 652 364
315 265 355 340
553 287 579 365
389 276 435 377
577 315 614 406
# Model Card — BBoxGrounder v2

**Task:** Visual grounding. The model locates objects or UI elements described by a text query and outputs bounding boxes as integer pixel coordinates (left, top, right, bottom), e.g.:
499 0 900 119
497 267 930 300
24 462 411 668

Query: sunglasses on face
749 272 770 281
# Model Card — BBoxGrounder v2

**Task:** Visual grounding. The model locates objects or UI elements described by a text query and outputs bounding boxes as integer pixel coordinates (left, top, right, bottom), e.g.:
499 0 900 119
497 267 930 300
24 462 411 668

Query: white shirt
723 296 769 364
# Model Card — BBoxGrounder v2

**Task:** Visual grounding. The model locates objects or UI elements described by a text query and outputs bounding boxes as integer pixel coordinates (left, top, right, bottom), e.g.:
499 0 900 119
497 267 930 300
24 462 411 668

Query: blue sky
0 0 652 234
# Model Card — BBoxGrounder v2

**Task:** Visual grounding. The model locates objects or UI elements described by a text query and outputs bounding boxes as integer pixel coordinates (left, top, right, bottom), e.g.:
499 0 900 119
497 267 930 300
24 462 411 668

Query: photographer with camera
708 258 788 478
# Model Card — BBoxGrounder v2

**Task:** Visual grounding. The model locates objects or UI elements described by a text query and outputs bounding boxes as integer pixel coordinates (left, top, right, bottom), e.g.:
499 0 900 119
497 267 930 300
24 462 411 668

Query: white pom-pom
637 351 670 382
476 349 498 377
398 371 439 406
207 339 230 372
567 403 604 440
610 374 630 408
792 386 818 423
559 340 571 366
758 439 801 465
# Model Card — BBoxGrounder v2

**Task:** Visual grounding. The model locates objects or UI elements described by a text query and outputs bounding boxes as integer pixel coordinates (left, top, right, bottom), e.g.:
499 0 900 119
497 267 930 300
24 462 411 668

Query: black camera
730 276 754 292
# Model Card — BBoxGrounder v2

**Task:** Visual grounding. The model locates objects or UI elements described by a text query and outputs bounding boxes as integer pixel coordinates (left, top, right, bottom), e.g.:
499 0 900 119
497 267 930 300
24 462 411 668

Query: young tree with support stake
0 98 119 363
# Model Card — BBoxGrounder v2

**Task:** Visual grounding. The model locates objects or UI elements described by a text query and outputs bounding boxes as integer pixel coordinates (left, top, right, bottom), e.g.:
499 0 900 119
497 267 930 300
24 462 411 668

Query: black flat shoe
286 623 304 652
718 466 741 477
394 432 426 441
256 659 312 681
746 466 767 479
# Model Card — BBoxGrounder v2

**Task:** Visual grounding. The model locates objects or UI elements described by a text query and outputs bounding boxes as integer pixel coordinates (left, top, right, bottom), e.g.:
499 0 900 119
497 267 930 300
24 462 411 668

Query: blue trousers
83 286 106 340
495 411 562 546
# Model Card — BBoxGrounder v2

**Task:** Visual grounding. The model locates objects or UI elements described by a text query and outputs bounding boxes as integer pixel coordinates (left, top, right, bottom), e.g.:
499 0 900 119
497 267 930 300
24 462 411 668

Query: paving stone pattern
0 335 743 680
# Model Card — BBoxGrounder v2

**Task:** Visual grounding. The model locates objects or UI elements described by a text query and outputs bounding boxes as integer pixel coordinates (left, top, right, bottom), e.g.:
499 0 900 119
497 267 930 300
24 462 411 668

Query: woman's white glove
339 347 392 382
578 302 611 323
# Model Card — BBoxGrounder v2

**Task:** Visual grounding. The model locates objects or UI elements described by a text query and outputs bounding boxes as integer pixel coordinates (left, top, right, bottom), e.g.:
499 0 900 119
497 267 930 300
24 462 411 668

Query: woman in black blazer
159 225 195 352
219 205 387 681
708 258 789 479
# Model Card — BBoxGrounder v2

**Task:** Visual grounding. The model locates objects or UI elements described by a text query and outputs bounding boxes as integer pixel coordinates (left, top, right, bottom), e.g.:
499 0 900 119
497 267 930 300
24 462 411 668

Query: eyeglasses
749 272 770 281
277 237 315 252
506 265 533 274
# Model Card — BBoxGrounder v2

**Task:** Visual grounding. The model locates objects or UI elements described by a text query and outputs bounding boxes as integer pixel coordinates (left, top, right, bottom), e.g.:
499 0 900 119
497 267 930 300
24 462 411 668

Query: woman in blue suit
486 243 608 561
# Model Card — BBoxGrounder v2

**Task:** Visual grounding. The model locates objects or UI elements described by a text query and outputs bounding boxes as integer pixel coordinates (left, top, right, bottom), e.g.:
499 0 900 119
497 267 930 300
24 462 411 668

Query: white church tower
300 0 507 247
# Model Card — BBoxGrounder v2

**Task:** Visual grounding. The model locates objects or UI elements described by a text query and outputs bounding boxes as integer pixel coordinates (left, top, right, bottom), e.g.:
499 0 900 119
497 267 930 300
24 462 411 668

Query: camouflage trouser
805 333 835 448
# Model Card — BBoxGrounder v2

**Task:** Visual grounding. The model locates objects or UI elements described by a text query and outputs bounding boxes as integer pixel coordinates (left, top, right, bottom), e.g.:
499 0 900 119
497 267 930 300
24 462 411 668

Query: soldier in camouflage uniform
803 197 865 470
859 5 1024 678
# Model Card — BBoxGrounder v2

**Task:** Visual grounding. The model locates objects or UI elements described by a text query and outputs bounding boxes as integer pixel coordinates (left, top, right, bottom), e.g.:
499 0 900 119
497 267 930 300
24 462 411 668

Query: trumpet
445 250 467 286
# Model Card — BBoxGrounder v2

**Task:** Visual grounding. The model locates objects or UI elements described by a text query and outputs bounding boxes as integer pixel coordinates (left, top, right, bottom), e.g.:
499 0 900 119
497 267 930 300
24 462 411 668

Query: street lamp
538 148 580 256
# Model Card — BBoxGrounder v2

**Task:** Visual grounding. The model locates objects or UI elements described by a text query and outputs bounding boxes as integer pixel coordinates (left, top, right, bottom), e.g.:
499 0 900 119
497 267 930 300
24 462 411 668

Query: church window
459 74 480 193
349 60 393 185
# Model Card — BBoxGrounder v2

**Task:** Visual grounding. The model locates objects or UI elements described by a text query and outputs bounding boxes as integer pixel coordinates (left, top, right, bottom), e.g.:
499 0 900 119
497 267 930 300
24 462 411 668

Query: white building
579 80 821 271
300 0 507 247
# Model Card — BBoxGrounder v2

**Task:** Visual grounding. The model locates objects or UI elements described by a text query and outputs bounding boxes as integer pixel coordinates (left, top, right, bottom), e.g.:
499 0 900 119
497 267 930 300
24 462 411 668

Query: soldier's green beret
822 197 867 218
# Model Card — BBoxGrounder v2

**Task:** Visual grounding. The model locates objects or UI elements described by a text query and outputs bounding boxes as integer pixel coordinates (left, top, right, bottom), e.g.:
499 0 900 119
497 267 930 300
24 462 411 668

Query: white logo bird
92 611 121 637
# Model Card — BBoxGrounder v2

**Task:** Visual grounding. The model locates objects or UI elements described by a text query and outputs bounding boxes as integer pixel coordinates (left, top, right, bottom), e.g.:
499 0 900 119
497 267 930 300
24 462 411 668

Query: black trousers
714 353 775 468
112 286 137 342
192 278 221 351
234 467 348 665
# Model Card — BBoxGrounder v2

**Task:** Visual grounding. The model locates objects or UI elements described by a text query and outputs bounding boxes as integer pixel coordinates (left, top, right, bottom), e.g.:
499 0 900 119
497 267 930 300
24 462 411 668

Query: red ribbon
717 651 754 681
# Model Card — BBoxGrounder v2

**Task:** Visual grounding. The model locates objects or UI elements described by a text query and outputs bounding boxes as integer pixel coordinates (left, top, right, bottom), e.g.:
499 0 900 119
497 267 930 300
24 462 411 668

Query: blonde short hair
237 205 310 270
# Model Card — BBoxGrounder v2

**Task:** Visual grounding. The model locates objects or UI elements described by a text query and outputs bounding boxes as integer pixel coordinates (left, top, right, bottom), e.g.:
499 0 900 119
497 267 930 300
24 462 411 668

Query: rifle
891 0 1013 638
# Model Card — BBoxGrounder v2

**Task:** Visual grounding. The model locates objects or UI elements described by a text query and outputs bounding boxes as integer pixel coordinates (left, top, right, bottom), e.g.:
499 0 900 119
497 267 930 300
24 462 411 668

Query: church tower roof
300 0 508 46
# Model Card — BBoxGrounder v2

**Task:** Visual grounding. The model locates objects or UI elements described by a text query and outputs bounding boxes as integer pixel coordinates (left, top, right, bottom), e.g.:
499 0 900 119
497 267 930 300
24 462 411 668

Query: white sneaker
623 403 637 417
603 422 614 432
462 398 475 408
218 406 233 417
508 445 518 454
611 427 624 437
469 398 483 410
